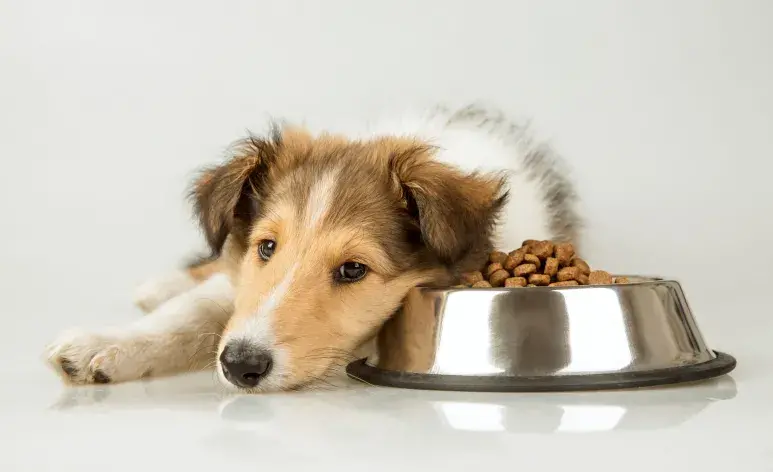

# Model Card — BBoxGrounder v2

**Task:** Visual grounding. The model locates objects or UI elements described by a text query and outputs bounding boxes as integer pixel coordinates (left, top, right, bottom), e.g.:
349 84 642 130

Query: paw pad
92 370 111 384
58 358 78 377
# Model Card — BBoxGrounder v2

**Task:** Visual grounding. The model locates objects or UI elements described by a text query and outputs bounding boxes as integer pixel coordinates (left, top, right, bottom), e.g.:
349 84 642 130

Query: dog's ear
189 136 280 255
390 146 509 265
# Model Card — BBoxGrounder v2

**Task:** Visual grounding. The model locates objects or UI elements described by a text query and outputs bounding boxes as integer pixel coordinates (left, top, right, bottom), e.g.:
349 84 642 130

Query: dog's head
191 126 507 391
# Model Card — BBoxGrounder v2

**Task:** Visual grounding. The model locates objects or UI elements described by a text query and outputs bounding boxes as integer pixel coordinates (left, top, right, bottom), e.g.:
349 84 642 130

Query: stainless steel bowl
347 276 736 392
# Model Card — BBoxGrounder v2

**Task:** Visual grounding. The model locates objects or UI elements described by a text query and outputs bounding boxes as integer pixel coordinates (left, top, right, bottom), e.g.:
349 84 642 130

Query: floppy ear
391 146 509 265
189 136 279 255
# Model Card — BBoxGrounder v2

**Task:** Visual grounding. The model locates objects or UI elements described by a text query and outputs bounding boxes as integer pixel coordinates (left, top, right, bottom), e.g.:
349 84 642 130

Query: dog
45 104 581 392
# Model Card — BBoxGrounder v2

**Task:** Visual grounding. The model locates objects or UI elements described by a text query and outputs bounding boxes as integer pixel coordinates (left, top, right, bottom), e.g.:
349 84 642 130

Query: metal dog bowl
347 276 736 392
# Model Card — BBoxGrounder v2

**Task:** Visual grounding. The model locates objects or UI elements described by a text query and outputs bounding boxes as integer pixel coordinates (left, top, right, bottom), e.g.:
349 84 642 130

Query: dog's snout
219 342 273 389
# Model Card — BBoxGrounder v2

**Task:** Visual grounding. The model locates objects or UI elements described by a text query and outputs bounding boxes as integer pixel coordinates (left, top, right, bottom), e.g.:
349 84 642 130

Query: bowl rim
415 275 677 291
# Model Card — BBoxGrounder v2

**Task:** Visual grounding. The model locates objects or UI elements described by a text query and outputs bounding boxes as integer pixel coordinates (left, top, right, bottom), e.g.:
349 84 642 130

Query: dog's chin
215 358 351 393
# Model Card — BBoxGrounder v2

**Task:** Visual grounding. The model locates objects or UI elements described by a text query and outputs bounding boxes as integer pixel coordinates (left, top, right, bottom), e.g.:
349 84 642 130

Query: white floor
2 319 771 472
2 1 772 471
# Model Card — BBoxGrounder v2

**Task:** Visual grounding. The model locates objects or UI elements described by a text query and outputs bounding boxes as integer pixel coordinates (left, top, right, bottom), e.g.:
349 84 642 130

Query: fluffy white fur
133 270 199 313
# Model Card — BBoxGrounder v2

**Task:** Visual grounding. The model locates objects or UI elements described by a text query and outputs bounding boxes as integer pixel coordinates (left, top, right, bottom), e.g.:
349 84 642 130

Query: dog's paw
45 329 149 385
133 270 197 313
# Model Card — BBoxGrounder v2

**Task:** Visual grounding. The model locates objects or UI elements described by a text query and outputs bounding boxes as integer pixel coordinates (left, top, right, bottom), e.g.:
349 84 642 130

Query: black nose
219 342 273 389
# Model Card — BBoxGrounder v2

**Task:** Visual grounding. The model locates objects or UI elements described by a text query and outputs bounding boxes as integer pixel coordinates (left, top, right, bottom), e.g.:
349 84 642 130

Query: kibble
514 263 538 276
461 271 484 285
505 277 527 287
503 254 521 271
530 240 554 259
571 258 591 275
458 239 632 289
508 247 526 259
589 270 613 285
549 280 579 287
554 243 575 266
543 257 559 276
489 269 511 287
524 254 542 269
557 266 580 282
489 251 508 265
486 262 503 278
528 274 551 286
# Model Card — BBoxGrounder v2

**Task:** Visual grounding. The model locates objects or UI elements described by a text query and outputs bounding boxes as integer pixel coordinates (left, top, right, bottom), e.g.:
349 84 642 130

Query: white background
2 2 773 471
1 0 771 375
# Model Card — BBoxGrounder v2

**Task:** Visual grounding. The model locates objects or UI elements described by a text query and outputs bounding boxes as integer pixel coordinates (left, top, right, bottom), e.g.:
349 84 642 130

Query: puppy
46 104 581 392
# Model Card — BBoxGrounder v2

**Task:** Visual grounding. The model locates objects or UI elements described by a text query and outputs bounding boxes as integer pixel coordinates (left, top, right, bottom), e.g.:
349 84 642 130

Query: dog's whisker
187 337 219 369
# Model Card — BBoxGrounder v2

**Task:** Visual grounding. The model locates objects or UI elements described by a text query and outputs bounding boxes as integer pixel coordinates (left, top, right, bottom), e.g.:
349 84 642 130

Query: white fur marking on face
306 169 340 227
237 262 298 346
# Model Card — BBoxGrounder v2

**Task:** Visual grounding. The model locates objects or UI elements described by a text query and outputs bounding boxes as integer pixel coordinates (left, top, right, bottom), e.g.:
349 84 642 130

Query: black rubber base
346 351 736 392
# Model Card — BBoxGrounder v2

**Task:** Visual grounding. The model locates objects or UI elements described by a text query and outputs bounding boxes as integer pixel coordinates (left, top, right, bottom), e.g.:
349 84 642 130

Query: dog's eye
335 262 368 283
257 240 276 261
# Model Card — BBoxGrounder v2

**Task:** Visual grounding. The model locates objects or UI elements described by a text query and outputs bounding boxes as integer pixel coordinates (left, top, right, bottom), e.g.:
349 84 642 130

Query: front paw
45 329 148 385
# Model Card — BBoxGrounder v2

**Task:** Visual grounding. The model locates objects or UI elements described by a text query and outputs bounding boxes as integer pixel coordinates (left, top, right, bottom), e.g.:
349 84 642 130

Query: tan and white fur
46 104 581 392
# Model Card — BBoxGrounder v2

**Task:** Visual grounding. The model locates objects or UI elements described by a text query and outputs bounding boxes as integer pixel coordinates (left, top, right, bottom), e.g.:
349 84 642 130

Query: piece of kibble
614 277 631 284
522 239 539 249
577 273 589 285
543 257 559 276
489 251 508 264
524 254 542 269
503 254 522 271
460 271 484 285
554 243 575 266
530 240 555 259
549 280 579 287
472 280 492 288
514 263 538 276
557 266 580 282
508 247 526 258
489 269 511 287
527 283 537 287
486 262 503 277
528 274 551 286
589 270 613 285
571 258 591 275
451 285 467 288
505 277 528 287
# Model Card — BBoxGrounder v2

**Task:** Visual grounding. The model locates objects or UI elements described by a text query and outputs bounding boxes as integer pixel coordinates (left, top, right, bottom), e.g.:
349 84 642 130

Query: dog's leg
133 257 222 313
46 273 233 385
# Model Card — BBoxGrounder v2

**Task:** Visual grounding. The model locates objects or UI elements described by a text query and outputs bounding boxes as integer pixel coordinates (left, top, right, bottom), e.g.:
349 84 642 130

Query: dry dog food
458 240 630 288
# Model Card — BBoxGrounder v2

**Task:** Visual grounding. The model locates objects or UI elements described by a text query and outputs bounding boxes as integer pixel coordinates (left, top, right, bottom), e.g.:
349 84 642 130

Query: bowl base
345 351 737 392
